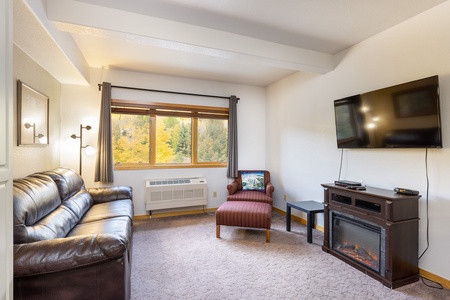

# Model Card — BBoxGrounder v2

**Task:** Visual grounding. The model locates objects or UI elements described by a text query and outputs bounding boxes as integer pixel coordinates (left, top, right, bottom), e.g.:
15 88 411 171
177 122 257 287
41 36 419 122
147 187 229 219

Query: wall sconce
24 122 47 144
70 124 96 175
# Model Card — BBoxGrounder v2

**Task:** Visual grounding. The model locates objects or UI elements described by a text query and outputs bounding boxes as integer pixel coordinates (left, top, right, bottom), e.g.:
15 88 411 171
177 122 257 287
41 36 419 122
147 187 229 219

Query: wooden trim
192 119 198 164
419 268 450 289
112 99 229 119
133 208 217 220
134 214 151 221
149 116 156 165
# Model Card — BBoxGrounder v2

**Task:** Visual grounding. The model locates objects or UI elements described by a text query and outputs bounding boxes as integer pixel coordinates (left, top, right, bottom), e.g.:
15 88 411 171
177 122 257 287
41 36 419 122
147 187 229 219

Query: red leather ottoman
215 201 272 242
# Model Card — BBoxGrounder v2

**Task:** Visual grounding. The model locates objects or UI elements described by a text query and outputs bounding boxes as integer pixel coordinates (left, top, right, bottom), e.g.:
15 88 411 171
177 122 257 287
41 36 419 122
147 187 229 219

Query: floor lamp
70 124 96 175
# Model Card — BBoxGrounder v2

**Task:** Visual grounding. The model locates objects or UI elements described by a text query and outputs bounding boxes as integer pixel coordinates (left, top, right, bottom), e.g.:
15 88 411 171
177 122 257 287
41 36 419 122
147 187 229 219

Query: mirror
17 80 49 146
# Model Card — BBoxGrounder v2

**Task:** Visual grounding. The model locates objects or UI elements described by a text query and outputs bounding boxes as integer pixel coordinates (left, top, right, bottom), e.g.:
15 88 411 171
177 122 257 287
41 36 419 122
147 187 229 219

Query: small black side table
286 200 324 243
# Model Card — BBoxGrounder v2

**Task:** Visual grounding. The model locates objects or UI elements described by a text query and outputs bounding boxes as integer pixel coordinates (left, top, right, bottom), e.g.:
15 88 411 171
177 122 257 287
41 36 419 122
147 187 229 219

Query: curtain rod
98 83 239 101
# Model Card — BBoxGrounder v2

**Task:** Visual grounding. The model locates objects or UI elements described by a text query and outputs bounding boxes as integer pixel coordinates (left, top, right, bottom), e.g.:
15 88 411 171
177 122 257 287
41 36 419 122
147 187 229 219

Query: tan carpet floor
131 212 450 300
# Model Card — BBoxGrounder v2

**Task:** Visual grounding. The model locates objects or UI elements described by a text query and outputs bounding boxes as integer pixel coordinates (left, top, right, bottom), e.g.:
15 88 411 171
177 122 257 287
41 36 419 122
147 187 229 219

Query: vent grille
145 177 207 211
148 179 192 186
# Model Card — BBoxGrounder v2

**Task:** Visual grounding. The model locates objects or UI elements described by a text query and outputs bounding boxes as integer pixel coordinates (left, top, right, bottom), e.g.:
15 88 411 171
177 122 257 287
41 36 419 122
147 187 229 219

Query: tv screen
334 75 442 148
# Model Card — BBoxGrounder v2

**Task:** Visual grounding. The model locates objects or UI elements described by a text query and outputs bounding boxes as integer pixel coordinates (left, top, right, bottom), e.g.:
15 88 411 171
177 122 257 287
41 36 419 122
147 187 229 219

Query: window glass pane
155 116 192 164
197 119 228 163
112 114 150 164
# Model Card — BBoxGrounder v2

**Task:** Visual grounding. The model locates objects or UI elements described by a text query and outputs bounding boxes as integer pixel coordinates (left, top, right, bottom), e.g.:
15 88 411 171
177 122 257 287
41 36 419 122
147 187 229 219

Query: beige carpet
131 212 450 300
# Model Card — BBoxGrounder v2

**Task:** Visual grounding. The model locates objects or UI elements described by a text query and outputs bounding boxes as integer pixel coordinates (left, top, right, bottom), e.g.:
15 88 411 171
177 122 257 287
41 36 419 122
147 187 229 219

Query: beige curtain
94 82 114 182
227 95 238 178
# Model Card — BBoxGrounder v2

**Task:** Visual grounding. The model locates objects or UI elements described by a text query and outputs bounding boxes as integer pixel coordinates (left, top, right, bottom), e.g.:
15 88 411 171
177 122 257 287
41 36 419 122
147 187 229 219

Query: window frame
111 99 229 170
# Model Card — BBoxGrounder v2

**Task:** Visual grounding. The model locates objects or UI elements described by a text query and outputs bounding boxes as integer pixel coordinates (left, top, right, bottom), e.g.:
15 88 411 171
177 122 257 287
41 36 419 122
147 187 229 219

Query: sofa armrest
88 186 132 204
14 234 127 277
266 182 275 197
227 181 239 195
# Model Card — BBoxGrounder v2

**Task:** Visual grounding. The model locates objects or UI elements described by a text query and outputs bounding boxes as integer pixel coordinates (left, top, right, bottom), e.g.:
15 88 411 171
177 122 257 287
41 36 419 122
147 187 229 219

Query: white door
0 0 14 299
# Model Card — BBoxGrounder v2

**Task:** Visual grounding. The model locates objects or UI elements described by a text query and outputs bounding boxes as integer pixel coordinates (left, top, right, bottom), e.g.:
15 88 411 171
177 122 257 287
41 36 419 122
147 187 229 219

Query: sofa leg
266 229 270 243
216 225 220 238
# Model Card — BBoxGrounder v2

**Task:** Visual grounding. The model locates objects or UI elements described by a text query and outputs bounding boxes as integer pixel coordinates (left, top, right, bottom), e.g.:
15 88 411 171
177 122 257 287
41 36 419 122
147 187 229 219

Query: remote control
346 186 366 190
394 187 419 195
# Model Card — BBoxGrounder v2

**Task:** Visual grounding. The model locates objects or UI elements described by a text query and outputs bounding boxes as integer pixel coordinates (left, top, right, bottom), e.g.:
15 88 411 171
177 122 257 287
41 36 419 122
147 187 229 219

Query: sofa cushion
62 189 94 220
79 199 133 224
227 190 273 205
67 216 132 244
40 168 85 201
14 233 128 277
13 176 62 243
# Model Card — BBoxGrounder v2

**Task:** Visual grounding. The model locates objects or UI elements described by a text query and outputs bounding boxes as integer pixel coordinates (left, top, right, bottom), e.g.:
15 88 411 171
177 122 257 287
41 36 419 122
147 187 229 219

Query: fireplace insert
331 212 385 274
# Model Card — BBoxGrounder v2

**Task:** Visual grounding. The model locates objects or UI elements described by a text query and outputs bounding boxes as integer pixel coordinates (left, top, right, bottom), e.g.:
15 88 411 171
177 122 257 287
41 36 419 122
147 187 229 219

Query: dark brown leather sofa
13 167 133 300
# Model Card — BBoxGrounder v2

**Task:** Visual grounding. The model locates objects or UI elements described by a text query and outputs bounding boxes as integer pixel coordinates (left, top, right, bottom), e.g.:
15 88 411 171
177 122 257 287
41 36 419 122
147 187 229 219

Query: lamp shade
85 145 96 156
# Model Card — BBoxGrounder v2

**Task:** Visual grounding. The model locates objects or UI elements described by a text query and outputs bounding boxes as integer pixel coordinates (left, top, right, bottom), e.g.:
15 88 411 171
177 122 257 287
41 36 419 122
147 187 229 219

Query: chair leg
216 225 220 238
266 229 270 243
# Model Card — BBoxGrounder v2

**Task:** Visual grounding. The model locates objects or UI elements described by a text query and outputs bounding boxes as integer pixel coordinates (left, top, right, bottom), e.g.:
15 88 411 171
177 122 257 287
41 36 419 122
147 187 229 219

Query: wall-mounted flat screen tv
334 75 442 148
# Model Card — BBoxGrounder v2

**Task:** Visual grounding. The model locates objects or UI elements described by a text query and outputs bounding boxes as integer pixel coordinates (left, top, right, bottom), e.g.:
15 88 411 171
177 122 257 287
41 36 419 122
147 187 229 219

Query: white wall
267 2 450 281
13 45 61 178
60 68 267 216
1 0 13 298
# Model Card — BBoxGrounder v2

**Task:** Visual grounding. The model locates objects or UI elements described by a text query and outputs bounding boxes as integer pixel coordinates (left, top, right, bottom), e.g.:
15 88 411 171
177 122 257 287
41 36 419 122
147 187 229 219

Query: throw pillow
241 171 265 191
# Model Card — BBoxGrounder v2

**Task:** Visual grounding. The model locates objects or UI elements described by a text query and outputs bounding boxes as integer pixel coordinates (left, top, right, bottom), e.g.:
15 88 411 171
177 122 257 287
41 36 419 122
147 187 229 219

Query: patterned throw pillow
241 171 265 191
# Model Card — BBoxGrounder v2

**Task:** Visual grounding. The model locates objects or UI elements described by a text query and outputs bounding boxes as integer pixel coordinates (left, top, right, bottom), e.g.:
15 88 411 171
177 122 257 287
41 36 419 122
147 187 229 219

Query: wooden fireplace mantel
321 183 420 289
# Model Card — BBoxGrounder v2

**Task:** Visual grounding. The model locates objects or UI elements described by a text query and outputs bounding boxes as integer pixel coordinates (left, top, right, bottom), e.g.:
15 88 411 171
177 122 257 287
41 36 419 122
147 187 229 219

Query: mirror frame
17 80 49 146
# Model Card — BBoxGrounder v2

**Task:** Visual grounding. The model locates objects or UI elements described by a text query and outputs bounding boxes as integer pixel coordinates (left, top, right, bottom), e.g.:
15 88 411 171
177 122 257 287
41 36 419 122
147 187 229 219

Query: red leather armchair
226 170 274 205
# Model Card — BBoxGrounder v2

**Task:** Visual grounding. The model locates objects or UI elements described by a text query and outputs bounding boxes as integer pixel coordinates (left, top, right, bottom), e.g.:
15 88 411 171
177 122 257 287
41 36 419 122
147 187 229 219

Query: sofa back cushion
41 168 86 201
13 168 94 244
14 175 62 243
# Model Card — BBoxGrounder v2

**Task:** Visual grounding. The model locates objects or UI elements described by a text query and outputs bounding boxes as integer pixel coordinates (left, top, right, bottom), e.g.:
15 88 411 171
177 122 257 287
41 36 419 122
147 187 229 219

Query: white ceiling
14 0 446 86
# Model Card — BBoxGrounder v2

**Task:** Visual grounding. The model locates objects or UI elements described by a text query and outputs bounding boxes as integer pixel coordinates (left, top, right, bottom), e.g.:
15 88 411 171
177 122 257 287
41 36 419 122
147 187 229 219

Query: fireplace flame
336 243 379 271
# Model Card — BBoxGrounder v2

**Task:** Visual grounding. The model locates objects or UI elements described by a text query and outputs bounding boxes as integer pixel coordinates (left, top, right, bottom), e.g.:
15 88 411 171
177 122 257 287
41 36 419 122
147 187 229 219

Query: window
197 119 228 163
111 100 228 169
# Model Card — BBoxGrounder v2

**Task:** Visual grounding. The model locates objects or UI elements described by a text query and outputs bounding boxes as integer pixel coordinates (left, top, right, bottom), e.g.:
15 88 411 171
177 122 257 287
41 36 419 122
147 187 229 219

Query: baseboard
134 207 216 220
419 268 450 289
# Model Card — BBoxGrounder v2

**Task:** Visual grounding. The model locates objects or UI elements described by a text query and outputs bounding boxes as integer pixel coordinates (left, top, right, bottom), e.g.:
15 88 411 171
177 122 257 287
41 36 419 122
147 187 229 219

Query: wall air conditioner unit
145 177 207 211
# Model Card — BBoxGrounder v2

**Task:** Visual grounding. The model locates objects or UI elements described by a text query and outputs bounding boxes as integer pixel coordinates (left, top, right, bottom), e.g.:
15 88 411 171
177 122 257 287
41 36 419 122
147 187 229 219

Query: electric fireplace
332 212 384 274
321 184 420 289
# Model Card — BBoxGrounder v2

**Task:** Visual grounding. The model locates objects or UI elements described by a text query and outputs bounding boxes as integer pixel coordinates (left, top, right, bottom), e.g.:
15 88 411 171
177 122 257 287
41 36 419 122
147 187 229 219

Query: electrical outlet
284 194 287 201
213 191 217 198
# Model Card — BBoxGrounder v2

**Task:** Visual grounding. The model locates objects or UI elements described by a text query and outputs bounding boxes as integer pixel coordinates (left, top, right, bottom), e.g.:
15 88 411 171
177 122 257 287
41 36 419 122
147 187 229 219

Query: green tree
177 123 191 156
156 119 174 163
112 114 150 163
198 119 227 162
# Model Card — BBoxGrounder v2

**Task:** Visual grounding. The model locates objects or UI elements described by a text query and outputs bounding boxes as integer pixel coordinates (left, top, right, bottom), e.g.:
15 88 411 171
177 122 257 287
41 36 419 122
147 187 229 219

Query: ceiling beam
15 0 90 85
46 0 335 74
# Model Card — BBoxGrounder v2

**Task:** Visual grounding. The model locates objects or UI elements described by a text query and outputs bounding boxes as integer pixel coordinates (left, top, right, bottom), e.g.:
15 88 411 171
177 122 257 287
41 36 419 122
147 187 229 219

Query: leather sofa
13 167 134 300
